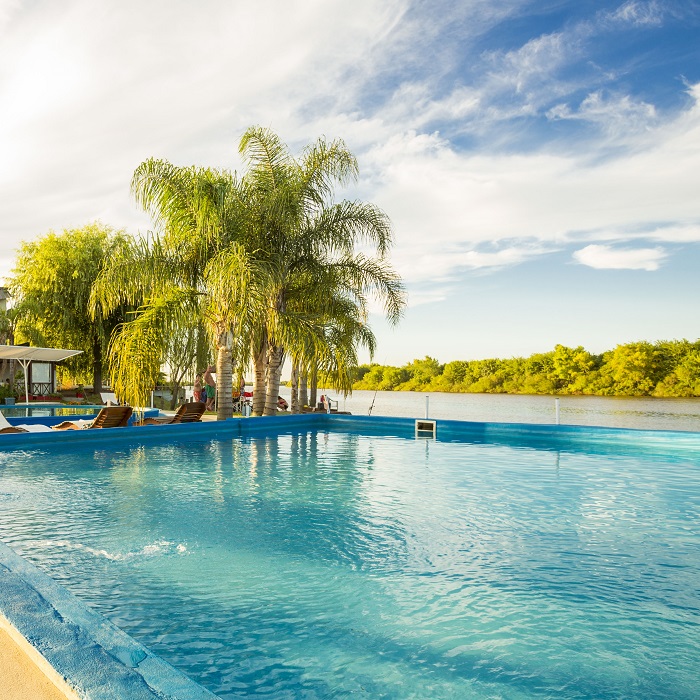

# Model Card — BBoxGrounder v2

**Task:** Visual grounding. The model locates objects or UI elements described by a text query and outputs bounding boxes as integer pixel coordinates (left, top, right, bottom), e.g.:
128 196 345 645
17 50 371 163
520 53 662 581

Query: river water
280 389 700 432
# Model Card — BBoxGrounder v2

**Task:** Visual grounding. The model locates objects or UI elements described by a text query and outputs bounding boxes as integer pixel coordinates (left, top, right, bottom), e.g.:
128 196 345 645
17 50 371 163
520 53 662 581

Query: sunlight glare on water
0 427 699 699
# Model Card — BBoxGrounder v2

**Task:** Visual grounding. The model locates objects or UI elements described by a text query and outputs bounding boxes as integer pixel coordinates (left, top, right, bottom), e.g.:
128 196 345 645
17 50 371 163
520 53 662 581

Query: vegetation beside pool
3 128 405 421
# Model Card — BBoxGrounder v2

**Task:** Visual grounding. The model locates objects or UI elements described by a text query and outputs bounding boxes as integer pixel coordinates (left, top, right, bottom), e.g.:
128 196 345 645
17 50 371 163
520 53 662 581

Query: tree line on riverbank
352 341 700 397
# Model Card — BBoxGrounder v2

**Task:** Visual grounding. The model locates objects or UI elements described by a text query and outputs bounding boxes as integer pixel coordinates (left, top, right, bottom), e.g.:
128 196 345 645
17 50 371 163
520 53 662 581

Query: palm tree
95 127 405 418
288 292 378 413
92 164 255 418
238 127 406 415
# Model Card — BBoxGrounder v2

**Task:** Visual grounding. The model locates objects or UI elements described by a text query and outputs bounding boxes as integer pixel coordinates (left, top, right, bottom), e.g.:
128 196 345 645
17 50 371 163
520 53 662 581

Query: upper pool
1 403 105 418
0 420 698 699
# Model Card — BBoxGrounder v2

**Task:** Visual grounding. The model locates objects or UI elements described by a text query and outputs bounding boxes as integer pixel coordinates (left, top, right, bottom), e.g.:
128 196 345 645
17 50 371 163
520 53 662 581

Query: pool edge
0 540 220 700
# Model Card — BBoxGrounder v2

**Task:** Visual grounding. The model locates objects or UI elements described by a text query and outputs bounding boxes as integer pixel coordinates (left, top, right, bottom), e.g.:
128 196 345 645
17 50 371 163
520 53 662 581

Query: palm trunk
216 330 233 421
92 334 102 394
169 382 179 410
290 359 299 414
299 369 308 410
263 345 284 416
169 365 189 409
310 366 318 408
252 337 267 416
196 329 209 375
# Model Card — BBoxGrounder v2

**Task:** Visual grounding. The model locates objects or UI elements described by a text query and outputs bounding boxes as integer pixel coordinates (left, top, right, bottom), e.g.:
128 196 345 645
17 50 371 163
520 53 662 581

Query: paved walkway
0 624 76 700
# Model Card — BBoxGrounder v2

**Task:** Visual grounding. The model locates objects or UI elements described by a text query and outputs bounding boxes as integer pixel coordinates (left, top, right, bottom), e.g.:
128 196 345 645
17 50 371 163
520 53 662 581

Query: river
278 389 700 432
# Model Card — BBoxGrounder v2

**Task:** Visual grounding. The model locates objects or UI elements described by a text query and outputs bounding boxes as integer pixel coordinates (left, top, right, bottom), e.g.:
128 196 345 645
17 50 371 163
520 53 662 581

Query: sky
1 0 699 366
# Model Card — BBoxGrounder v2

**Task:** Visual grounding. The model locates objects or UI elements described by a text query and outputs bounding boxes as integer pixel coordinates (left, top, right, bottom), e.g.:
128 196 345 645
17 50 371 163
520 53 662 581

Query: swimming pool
0 419 698 699
1 403 105 418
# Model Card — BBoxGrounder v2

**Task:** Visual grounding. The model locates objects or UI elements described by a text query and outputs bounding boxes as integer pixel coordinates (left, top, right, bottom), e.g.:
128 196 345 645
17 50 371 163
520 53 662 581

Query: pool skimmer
415 419 437 438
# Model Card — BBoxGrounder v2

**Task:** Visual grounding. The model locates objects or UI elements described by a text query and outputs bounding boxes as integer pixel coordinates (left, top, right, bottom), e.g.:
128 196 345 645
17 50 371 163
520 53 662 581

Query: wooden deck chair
0 410 24 433
136 402 206 426
100 392 121 406
53 406 133 431
0 411 55 434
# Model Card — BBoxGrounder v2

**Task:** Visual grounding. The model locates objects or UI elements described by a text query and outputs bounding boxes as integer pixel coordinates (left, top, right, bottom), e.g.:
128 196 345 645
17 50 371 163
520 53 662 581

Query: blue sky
1 0 699 365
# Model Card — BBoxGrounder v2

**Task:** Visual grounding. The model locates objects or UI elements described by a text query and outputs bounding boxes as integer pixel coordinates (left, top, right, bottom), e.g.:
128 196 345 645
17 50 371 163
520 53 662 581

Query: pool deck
0 619 78 700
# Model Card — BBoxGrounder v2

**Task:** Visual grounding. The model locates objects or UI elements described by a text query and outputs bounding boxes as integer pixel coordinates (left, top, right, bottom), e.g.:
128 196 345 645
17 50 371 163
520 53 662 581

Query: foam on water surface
25 539 190 561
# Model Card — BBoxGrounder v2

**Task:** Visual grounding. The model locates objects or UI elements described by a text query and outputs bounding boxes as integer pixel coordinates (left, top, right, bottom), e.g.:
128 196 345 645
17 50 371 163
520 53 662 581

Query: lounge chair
136 401 206 426
100 391 121 406
0 411 53 434
53 406 133 430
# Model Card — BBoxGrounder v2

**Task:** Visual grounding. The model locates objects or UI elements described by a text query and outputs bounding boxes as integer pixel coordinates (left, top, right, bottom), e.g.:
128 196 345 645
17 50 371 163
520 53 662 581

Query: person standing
194 373 204 403
203 365 216 411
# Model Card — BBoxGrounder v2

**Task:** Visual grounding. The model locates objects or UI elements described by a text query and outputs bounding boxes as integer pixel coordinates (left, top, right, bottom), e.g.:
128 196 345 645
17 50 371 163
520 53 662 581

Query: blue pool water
0 424 699 699
1 403 104 418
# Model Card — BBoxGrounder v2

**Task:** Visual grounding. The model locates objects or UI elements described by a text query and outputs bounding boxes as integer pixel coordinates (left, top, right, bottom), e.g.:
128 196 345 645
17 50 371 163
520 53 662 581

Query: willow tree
238 127 406 415
9 223 129 390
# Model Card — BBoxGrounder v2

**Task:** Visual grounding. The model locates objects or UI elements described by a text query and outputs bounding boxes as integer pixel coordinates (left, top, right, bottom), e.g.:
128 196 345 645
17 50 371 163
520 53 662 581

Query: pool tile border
0 541 220 700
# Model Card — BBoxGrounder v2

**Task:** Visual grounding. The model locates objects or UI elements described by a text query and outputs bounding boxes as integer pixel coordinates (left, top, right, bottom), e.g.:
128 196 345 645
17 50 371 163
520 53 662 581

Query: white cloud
0 0 21 29
547 91 658 138
1 1 699 301
453 30 586 127
572 244 667 270
602 1 664 27
376 3 667 142
0 0 409 267
485 32 571 95
381 84 482 132
347 82 700 286
393 242 553 285
645 224 700 242
575 223 700 244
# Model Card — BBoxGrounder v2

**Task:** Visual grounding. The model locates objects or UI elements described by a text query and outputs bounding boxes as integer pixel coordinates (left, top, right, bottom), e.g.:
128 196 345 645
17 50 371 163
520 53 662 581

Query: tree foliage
352 341 700 397
9 223 129 388
94 127 405 416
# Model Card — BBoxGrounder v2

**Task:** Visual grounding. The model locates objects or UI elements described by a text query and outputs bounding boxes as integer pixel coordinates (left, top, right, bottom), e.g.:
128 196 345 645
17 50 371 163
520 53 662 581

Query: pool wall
1 412 699 457
0 413 325 449
326 413 700 458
